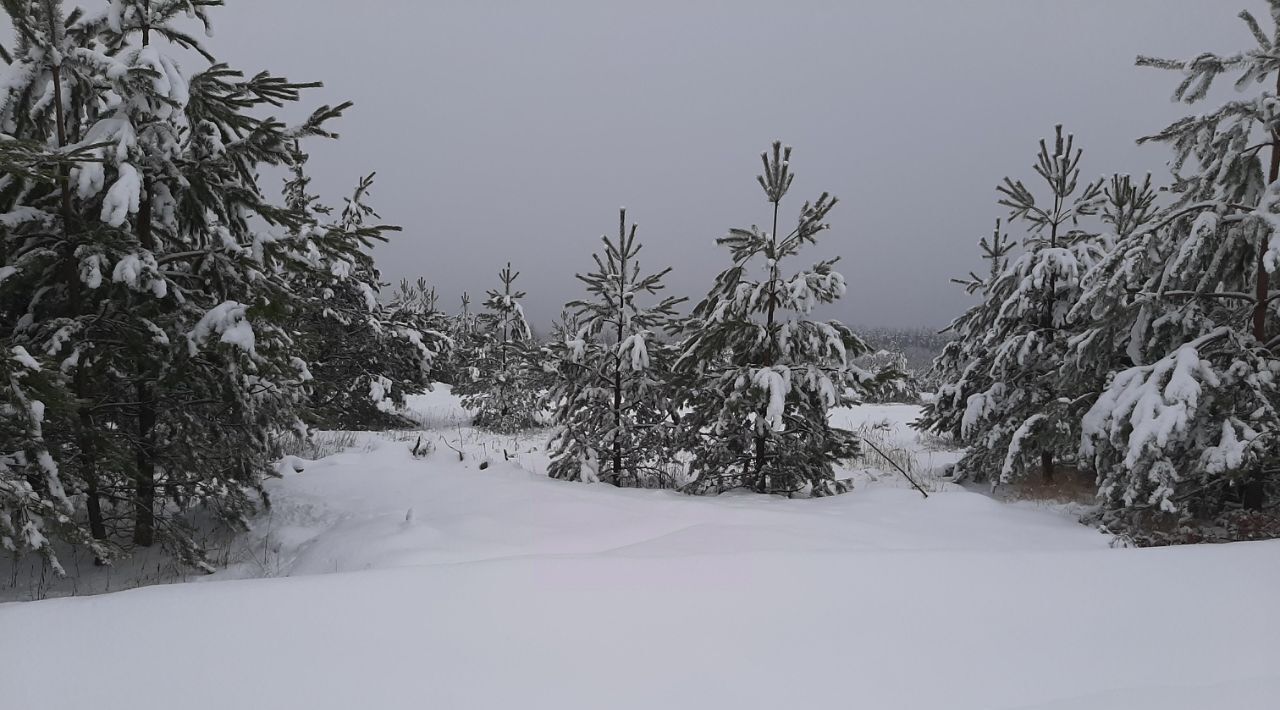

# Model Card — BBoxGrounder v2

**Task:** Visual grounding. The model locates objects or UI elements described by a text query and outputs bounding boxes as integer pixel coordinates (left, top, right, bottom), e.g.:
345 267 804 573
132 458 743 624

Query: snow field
2 386 1276 710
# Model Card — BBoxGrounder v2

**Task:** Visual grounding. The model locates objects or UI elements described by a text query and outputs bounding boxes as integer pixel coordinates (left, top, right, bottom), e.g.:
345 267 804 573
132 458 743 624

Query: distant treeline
856 327 951 374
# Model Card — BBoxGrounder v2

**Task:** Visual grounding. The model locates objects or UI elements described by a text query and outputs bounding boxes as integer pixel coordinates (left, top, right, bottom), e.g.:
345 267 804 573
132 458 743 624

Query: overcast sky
11 1 1256 328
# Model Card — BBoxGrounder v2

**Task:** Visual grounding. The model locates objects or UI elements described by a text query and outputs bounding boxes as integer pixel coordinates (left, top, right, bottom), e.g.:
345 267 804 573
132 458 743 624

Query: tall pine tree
944 127 1106 485
546 209 684 487
916 219 1015 462
282 153 440 429
1078 4 1280 535
673 142 876 496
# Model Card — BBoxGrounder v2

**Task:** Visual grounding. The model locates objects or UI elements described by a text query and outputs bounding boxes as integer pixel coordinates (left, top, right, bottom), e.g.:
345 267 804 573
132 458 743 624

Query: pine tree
386 277 456 386
856 348 920 404
456 263 539 431
1076 4 1280 535
916 219 1016 456
429 291 481 387
1061 172 1162 396
0 0 131 554
673 142 876 496
546 208 684 486
282 153 440 429
0 13 106 562
944 127 1106 485
457 292 475 337
68 0 324 554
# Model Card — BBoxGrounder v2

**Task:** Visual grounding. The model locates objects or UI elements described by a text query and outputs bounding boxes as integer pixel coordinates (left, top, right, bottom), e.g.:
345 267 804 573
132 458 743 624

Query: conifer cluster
0 0 438 567
922 1 1280 541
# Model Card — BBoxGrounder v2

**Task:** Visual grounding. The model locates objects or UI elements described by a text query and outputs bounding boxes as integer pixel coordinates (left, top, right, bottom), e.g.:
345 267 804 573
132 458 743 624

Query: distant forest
857 327 951 374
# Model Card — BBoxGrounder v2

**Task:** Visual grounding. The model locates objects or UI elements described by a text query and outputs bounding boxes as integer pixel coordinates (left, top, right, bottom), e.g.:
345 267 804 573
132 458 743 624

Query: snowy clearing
2 387 1277 710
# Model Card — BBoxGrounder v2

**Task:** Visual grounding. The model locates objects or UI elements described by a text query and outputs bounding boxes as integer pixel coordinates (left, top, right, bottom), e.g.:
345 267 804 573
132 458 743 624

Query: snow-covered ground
2 387 1277 709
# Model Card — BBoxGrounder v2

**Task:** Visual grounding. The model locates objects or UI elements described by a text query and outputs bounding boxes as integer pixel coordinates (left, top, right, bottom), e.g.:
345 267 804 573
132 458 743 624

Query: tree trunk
76 369 107 544
1038 197 1063 489
132 138 159 545
1040 450 1055 485
500 278 509 420
754 435 768 493
1254 71 1280 347
612 214 628 485
50 50 109 547
755 201 781 494
134 171 157 542
1242 73 1280 511
133 378 157 547
1241 476 1266 511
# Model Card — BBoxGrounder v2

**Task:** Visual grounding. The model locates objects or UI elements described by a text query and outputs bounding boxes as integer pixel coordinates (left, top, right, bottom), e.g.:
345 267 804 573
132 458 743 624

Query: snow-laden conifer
281 152 442 429
0 0 133 552
456 263 540 431
429 291 481 387
546 209 684 487
673 142 876 496
1076 5 1280 532
940 127 1106 484
387 278 457 386
916 219 1015 452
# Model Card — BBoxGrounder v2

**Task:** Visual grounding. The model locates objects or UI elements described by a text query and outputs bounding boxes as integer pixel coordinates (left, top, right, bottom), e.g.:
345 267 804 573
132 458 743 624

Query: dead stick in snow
859 438 929 499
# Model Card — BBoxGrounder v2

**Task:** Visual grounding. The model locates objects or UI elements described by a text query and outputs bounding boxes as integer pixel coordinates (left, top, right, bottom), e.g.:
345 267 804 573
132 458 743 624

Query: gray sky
14 1 1256 328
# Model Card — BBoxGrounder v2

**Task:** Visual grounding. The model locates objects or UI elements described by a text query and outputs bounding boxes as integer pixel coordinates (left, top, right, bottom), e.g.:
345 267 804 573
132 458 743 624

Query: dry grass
279 430 361 460
847 420 954 494
994 465 1097 505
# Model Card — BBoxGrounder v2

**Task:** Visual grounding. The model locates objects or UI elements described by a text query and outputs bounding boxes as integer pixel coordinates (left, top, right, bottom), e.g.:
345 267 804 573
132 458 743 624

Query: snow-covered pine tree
456 263 539 431
546 208 685 487
0 0 132 553
281 152 440 429
1076 5 1280 537
386 277 456 386
426 291 482 387
672 142 875 496
946 127 1106 485
137 42 355 559
0 10 116 561
916 219 1016 450
856 348 920 404
1061 173 1162 397
457 291 475 337
81 0 217 548
0 142 111 570
528 308 574 398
